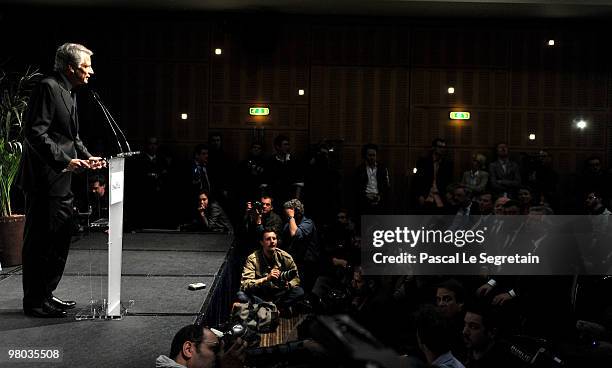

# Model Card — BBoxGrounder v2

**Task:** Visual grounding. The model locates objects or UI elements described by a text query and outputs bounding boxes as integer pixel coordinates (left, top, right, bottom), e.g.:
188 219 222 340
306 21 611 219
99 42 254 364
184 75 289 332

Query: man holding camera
240 229 304 312
244 196 282 246
156 324 246 368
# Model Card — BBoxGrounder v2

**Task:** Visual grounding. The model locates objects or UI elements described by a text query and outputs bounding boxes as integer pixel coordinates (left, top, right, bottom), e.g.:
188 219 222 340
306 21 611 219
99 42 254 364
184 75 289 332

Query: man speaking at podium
17 43 105 318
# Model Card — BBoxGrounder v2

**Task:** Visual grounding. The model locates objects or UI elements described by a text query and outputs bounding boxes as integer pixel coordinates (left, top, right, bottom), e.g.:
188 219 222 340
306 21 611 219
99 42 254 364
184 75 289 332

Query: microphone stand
90 90 139 158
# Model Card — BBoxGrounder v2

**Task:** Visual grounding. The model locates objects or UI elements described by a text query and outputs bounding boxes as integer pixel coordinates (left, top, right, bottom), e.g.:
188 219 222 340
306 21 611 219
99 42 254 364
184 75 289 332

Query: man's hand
219 337 247 368
266 268 280 282
332 258 348 268
285 208 295 218
67 159 91 172
476 283 494 297
88 157 107 169
492 292 513 306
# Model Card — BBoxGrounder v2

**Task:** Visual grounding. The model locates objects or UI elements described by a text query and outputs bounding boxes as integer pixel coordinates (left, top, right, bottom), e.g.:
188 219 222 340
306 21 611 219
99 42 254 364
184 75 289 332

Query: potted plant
0 66 41 267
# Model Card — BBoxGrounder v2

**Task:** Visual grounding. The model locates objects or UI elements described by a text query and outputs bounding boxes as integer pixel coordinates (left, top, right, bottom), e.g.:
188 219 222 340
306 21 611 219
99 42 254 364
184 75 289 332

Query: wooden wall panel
507 111 607 148
113 62 209 142
209 104 308 131
310 66 410 145
412 28 509 68
412 69 508 108
312 25 410 66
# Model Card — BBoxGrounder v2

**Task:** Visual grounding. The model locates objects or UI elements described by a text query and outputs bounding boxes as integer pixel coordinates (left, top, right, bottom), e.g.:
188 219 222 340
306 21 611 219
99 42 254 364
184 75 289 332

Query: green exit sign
449 111 470 120
249 107 270 116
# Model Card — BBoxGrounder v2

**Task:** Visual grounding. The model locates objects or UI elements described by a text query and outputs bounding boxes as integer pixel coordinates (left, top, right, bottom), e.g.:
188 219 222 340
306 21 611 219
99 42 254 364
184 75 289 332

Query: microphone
90 89 135 156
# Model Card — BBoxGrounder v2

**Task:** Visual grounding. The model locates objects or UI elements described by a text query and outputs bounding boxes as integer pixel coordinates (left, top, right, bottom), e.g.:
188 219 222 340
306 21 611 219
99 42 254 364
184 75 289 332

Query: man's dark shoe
50 296 76 310
24 300 67 318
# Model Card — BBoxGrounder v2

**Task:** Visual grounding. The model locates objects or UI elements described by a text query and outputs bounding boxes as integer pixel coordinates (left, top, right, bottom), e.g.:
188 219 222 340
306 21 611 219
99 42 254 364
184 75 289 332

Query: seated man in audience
88 174 108 221
182 190 233 233
240 229 304 312
416 305 465 368
462 303 516 368
156 323 246 368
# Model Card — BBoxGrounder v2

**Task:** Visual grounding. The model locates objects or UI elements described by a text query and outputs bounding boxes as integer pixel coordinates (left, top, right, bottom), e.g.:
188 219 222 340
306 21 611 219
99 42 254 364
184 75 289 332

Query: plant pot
0 214 25 267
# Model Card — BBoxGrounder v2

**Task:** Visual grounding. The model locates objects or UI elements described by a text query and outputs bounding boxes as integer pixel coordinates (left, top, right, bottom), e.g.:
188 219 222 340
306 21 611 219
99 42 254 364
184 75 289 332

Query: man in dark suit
17 43 105 317
354 143 391 215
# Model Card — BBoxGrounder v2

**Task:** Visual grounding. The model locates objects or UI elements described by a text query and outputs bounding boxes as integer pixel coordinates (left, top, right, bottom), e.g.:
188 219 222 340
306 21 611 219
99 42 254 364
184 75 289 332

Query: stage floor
0 231 232 367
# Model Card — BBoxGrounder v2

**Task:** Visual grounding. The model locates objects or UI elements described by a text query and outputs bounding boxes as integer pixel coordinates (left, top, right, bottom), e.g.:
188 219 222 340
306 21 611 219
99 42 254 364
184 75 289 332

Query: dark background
2 5 611 212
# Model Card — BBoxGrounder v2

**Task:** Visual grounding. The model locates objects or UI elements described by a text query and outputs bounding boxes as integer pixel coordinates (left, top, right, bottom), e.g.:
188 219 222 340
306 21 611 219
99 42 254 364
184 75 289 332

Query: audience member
413 138 453 211
243 195 283 246
517 186 534 215
488 143 521 198
461 154 489 196
462 303 515 368
182 190 233 233
88 174 108 221
264 135 304 207
476 192 494 216
236 142 266 203
522 150 558 209
129 136 171 228
156 324 246 368
281 199 319 292
304 142 342 225
415 305 465 368
240 229 304 312
354 143 391 215
576 156 611 207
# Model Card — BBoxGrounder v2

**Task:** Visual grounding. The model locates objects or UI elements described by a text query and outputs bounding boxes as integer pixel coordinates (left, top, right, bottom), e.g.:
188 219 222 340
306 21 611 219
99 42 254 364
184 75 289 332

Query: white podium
76 155 134 320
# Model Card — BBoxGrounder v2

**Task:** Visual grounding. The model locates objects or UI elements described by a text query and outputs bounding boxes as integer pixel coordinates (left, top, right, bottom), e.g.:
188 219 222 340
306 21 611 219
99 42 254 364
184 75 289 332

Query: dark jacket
17 73 91 196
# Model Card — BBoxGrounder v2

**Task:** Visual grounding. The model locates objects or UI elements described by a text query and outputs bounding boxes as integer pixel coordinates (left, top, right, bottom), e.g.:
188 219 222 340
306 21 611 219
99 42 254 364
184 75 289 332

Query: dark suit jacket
17 73 91 196
488 159 521 196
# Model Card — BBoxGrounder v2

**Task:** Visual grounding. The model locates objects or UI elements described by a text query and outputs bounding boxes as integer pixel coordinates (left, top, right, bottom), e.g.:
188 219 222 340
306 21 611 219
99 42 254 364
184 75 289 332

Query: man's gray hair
283 199 304 216
54 43 93 72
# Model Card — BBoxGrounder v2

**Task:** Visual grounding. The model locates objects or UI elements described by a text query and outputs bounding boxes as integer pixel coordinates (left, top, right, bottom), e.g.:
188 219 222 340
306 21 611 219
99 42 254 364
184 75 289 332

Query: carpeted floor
0 231 231 368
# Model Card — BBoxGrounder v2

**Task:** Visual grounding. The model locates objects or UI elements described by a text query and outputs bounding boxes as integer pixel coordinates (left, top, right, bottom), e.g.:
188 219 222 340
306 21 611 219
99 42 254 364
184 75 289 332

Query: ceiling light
412 167 418 174
214 48 222 55
576 120 587 129
298 89 305 96
529 134 536 140
447 87 455 94
181 113 188 120
547 39 555 46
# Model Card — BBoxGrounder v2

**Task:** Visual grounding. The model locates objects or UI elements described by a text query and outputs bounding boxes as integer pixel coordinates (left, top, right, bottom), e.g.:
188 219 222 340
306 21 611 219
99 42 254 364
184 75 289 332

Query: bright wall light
547 39 555 46
181 113 188 120
214 48 222 55
298 89 305 96
529 133 536 140
447 87 455 94
576 120 587 129
412 167 418 174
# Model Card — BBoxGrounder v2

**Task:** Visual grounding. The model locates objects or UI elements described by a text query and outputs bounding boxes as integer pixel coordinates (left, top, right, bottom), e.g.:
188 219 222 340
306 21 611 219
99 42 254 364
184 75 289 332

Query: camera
213 323 261 348
248 200 264 215
278 269 298 282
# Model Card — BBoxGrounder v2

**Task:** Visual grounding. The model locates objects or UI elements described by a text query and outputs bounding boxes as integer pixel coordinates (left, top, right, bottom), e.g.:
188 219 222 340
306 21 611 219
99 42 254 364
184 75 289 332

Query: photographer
243 196 282 247
156 324 246 368
240 229 304 313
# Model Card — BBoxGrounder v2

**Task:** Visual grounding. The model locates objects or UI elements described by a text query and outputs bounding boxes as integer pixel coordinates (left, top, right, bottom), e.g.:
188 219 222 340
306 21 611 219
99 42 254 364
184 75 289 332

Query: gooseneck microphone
90 90 137 157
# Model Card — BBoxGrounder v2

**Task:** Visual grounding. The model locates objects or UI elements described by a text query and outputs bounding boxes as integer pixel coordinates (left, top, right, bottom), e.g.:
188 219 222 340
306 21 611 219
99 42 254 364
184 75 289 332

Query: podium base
75 299 134 320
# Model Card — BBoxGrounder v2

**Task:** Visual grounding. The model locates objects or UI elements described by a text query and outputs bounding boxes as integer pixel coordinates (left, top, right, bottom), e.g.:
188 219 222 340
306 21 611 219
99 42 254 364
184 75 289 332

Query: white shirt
365 164 378 195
